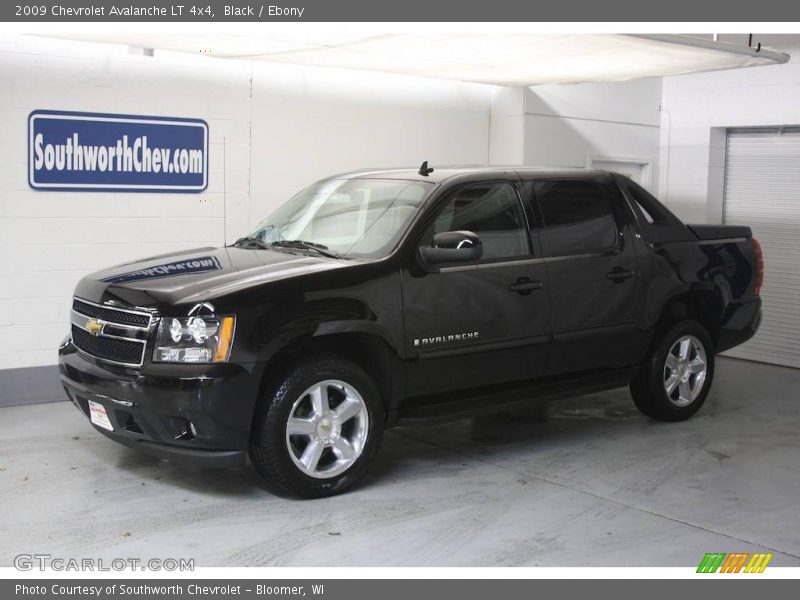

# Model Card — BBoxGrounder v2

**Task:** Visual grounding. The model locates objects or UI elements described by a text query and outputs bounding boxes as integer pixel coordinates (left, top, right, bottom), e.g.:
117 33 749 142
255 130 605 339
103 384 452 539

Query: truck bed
688 224 753 241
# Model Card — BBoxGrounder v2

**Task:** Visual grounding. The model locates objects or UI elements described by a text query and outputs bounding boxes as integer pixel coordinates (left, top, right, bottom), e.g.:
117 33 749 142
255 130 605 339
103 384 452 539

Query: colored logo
697 552 772 573
28 110 208 192
85 319 104 337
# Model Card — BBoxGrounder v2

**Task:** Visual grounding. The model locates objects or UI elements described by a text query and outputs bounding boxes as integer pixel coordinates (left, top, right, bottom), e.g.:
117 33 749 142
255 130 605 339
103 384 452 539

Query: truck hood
73 246 349 308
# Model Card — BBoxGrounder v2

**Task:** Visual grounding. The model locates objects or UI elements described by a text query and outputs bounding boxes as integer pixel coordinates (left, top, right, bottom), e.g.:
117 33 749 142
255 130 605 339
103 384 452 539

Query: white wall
488 87 526 165
0 36 253 370
0 34 492 370
248 62 491 232
658 41 800 223
489 79 662 191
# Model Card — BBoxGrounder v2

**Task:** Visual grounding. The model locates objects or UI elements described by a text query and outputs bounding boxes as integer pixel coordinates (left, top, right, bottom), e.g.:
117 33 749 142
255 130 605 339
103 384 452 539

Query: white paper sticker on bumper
88 400 114 431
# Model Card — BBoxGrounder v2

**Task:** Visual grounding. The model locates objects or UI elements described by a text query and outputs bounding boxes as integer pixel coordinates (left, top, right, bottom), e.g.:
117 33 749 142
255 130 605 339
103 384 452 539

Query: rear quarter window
534 180 618 256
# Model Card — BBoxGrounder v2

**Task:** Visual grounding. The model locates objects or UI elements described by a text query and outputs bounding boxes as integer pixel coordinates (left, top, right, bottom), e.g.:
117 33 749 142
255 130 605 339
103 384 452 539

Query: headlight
153 315 235 363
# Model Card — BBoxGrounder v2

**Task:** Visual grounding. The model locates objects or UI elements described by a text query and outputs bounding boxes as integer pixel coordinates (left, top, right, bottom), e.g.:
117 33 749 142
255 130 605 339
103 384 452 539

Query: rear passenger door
528 178 642 373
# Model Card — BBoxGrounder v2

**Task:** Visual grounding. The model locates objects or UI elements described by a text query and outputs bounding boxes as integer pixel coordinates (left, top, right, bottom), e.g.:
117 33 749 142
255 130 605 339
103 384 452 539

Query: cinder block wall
248 62 493 231
0 34 492 372
0 36 253 370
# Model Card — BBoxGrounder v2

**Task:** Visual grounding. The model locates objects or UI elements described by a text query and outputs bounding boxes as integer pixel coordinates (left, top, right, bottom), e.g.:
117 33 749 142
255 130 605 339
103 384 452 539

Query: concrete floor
1 356 799 567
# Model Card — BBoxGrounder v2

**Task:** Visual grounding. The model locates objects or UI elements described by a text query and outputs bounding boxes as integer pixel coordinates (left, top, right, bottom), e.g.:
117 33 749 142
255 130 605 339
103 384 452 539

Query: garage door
723 128 800 368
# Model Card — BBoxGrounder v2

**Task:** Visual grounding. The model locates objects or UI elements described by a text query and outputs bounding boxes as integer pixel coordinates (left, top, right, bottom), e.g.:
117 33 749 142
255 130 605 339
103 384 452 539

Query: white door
723 128 800 368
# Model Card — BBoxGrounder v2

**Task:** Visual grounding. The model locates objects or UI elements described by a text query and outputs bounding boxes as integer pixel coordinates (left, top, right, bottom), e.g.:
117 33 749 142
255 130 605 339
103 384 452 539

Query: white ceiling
41 32 789 86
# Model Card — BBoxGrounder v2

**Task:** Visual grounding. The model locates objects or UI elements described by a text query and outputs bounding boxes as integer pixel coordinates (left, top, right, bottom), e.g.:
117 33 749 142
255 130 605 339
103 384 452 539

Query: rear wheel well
653 291 724 351
256 333 397 422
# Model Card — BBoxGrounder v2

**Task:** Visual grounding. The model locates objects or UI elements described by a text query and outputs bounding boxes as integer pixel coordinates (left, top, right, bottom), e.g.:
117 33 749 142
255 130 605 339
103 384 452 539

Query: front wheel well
255 333 398 422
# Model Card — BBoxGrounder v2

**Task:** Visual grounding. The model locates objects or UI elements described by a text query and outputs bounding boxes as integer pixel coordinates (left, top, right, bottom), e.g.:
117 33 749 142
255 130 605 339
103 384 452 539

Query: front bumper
59 340 262 468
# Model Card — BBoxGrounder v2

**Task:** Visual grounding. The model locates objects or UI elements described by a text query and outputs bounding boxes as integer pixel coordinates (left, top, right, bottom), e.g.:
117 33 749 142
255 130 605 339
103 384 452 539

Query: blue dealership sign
28 110 208 192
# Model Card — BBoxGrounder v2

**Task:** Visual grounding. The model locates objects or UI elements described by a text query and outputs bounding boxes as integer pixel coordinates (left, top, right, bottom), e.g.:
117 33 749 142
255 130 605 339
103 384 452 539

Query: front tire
630 320 715 422
249 356 384 498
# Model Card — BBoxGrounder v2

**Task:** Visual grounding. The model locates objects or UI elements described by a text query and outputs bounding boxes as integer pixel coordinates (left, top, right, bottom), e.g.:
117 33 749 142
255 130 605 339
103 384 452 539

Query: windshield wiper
232 236 343 258
231 236 271 249
270 240 343 259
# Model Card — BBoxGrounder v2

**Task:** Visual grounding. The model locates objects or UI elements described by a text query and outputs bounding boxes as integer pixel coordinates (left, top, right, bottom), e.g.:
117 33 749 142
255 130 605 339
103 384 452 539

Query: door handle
605 268 634 282
509 278 543 295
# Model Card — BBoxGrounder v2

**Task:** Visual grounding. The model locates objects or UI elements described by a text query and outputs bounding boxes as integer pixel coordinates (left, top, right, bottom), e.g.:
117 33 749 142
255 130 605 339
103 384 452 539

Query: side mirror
418 230 483 266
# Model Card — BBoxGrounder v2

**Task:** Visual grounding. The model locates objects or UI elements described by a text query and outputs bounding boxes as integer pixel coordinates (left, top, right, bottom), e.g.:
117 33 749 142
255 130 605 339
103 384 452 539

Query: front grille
71 324 146 366
72 299 151 328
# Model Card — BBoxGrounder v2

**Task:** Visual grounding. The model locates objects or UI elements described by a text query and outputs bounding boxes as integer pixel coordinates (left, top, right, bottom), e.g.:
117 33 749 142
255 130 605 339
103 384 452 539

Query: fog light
166 417 195 441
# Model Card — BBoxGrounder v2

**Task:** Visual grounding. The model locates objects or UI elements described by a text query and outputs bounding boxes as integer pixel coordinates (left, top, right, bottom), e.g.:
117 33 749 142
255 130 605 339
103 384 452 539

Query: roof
330 165 612 184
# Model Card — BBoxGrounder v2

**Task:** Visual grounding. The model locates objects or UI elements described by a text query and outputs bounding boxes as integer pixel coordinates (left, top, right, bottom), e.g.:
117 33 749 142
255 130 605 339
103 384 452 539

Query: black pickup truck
59 166 763 497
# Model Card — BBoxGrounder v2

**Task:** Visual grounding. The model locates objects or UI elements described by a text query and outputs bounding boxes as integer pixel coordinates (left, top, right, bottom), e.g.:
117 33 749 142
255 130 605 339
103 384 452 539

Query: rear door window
534 180 618 256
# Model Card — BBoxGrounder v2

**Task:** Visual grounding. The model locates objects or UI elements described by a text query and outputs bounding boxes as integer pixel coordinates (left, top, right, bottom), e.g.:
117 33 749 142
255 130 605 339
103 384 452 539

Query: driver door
402 179 551 397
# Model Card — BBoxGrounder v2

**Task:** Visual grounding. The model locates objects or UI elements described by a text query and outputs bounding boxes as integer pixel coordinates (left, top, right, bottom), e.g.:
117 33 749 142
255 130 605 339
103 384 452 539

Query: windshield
247 178 433 259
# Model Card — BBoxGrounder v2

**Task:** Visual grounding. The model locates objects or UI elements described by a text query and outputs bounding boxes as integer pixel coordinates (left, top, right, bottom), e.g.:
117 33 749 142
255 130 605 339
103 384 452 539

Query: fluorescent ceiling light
39 33 789 85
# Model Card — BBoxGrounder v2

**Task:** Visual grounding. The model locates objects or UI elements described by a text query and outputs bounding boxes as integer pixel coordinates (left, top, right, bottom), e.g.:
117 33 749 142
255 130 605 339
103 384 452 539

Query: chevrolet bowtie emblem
85 319 104 336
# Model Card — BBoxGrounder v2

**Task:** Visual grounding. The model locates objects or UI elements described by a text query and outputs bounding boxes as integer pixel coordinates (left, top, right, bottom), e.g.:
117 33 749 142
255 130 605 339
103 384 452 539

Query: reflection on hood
76 245 349 308
101 256 223 285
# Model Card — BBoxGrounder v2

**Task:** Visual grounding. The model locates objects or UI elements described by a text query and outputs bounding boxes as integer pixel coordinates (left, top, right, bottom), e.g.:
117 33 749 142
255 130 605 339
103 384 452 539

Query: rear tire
249 355 384 498
630 320 715 422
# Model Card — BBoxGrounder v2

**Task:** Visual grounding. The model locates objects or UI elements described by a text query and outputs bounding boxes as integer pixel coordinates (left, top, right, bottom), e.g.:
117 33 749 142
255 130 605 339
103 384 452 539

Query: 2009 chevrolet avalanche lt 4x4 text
59 166 763 497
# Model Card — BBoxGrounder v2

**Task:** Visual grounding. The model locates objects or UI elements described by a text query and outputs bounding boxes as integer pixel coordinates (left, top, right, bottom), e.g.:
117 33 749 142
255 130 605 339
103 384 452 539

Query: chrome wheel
285 379 369 479
663 335 707 407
